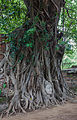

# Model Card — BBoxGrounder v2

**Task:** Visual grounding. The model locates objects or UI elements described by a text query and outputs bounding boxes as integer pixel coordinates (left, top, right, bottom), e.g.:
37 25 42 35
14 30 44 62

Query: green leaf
0 89 2 95
60 41 65 45
26 43 33 47
27 27 36 35
55 45 59 50
3 83 6 88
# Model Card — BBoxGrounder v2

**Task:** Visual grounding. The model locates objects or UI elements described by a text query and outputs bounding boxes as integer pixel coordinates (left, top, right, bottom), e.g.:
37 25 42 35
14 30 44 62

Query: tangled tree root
0 48 72 116
0 0 74 116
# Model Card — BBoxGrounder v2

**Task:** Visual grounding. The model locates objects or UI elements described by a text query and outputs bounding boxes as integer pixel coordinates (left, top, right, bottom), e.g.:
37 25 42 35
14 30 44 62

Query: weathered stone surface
45 81 52 95
62 70 77 93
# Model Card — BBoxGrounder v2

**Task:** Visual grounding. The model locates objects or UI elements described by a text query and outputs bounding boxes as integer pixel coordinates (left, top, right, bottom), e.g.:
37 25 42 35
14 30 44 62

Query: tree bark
0 0 72 116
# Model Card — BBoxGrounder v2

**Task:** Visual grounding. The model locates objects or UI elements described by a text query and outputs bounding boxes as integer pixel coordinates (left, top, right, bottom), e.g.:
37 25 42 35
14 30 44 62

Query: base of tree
0 46 74 117
0 0 74 116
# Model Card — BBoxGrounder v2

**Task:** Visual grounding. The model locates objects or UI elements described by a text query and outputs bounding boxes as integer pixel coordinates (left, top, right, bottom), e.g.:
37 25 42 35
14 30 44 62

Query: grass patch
0 97 7 104
71 87 77 93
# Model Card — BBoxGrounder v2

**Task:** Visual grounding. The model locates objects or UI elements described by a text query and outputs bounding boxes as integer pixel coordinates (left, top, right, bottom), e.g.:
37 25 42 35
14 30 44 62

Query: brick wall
0 34 6 61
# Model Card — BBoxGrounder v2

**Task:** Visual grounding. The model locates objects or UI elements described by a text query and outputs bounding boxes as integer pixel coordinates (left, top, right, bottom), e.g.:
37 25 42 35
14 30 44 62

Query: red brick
0 34 6 60
0 54 4 59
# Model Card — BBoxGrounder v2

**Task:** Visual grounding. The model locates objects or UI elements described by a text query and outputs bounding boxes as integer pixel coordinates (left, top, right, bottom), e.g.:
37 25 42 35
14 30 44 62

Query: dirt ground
0 101 77 120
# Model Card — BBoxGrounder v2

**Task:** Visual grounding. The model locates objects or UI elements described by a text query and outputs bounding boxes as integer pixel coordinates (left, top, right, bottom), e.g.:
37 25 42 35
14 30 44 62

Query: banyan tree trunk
0 0 72 115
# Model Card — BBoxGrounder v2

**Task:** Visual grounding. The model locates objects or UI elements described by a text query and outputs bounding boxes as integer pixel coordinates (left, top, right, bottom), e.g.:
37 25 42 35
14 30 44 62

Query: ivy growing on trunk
0 0 75 116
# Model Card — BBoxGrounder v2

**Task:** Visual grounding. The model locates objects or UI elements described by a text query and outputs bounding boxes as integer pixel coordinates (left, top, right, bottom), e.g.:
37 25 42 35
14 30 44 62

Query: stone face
45 81 52 95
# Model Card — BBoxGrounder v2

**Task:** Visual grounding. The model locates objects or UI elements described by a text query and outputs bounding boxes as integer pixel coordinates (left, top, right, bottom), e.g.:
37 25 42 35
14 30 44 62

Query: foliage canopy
0 0 77 68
